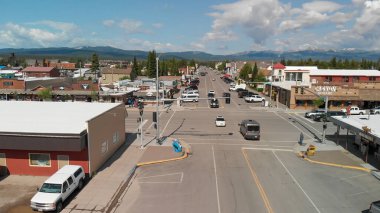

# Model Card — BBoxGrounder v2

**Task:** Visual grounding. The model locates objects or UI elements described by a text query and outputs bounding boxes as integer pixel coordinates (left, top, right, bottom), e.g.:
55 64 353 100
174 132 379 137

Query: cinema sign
314 86 337 95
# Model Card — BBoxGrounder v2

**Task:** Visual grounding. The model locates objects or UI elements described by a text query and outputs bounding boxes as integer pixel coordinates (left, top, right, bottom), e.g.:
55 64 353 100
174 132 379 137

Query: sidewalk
62 134 181 213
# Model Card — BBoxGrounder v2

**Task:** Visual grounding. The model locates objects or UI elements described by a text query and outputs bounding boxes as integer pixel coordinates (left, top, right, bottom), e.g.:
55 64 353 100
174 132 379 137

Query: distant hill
0 46 379 61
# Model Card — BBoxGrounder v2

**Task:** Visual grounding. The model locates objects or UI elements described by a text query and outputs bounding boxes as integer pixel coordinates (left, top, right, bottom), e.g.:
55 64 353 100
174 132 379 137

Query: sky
0 0 380 54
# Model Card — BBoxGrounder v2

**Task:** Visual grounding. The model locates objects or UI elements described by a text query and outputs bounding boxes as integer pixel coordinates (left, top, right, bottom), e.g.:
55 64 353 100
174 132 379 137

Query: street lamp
156 57 160 144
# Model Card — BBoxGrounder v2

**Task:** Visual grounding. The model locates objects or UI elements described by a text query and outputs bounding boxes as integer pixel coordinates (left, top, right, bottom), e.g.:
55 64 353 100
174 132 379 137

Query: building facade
0 102 127 177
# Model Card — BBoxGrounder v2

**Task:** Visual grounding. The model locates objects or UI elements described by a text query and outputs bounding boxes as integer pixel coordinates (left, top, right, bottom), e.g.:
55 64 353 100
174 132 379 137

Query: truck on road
341 106 367 115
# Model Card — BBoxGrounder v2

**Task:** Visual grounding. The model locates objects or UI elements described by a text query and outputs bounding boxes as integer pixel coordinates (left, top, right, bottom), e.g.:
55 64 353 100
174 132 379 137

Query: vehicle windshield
39 183 62 193
247 125 259 131
216 118 224 121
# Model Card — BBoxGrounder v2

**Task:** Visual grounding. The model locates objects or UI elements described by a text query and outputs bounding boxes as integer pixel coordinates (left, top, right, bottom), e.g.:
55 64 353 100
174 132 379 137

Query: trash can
226 97 230 104
172 139 182 153
306 145 316 156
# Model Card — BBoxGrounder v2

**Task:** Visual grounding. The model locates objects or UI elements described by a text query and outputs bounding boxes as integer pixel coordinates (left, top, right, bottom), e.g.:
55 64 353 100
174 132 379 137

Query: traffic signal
153 112 157 122
295 87 298 93
300 87 304 94
323 124 327 129
226 97 230 104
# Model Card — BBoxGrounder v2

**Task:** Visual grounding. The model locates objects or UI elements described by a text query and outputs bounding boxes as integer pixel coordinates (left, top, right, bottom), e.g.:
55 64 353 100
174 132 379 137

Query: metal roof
0 101 121 135
311 69 380 76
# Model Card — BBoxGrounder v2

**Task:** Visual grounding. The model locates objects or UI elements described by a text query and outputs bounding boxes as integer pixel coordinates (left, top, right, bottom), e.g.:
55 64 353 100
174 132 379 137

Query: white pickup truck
245 95 265 103
31 165 85 212
229 83 246 91
341 106 367 115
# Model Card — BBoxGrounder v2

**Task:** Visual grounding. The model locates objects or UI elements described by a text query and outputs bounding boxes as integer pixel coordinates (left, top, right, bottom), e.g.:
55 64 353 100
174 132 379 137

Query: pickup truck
229 83 247 91
245 95 264 103
341 106 367 115
370 106 380 115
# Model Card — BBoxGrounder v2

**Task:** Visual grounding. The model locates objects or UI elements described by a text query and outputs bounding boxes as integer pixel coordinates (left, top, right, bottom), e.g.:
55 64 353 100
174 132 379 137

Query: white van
229 83 246 91
181 94 199 102
30 165 85 212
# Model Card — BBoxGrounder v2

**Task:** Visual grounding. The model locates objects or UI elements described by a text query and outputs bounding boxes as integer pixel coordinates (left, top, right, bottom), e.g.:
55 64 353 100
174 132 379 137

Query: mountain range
0 46 379 61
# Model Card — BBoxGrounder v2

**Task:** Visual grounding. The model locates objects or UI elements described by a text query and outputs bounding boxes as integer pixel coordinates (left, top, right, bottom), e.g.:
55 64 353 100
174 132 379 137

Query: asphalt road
114 67 380 213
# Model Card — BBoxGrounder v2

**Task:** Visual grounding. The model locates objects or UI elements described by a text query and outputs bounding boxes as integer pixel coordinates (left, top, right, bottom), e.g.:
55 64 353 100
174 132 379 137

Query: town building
265 63 380 109
22 67 60 78
0 101 127 177
101 67 131 84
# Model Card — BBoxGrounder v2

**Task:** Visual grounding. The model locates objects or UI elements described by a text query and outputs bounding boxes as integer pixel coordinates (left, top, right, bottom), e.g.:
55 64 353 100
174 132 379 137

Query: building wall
0 149 88 176
86 104 127 176
102 73 129 84
0 79 25 89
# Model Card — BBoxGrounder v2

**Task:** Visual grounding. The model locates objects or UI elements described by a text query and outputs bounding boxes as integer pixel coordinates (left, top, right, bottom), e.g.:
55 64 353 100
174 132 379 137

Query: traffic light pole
156 57 160 144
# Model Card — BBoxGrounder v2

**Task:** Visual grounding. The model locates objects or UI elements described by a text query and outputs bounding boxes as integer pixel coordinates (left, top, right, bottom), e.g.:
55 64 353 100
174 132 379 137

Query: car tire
78 179 84 190
376 112 380 115
360 112 364 115
55 201 63 213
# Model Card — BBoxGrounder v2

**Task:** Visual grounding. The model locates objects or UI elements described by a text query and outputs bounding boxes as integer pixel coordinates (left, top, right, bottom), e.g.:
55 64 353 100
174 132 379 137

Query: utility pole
156 57 160 144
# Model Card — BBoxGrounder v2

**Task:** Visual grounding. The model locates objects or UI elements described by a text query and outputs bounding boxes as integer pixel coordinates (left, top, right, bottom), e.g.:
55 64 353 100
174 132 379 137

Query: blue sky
0 0 380 54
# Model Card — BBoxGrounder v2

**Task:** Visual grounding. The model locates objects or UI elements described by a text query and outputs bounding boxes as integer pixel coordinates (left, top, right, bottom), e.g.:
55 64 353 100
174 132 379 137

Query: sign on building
314 86 337 95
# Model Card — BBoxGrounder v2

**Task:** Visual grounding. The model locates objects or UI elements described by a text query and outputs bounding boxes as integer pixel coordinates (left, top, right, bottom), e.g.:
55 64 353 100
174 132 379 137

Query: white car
215 116 226 127
208 90 215 95
245 95 264 103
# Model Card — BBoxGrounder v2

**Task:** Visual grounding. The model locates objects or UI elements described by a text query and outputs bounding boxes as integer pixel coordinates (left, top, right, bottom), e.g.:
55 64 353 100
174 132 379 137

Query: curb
297 152 371 173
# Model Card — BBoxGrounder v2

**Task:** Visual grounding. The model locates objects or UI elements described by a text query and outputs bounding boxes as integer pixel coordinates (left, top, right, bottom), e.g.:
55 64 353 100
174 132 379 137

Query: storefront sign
314 86 337 95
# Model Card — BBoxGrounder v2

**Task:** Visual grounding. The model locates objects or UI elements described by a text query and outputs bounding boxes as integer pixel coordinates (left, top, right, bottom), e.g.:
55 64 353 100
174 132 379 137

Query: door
61 181 71 201
0 153 6 176
57 155 69 169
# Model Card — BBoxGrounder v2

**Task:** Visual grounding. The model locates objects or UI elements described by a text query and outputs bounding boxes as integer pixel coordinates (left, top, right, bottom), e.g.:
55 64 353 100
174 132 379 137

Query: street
114 68 380 213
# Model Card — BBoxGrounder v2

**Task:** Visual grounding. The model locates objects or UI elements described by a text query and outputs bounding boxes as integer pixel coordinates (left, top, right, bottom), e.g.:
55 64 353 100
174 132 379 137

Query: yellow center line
242 148 274 213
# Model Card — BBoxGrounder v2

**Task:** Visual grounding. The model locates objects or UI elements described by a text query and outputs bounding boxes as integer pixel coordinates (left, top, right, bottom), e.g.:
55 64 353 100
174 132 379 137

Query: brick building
22 67 60 78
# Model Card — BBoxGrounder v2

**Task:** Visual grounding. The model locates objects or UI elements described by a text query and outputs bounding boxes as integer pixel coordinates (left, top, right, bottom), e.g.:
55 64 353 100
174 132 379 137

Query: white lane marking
137 172 183 180
348 188 380 197
272 151 321 213
339 173 367 181
160 110 176 137
274 112 314 139
243 147 293 152
294 113 316 124
212 145 221 213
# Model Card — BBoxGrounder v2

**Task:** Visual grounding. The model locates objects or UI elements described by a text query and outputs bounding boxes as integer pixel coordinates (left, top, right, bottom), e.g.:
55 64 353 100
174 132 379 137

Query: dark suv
210 98 219 108
313 111 346 122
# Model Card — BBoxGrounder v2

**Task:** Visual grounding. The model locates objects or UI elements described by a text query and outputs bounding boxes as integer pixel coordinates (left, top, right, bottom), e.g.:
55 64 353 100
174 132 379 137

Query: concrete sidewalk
62 135 182 213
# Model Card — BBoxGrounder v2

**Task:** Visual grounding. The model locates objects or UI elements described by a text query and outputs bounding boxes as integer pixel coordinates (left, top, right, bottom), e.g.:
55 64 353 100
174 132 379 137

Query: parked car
238 90 249 98
369 200 380 213
229 84 247 91
210 98 219 108
341 105 367 115
215 116 226 127
370 106 380 114
313 111 346 122
239 119 260 140
304 109 325 118
245 95 265 103
30 165 85 212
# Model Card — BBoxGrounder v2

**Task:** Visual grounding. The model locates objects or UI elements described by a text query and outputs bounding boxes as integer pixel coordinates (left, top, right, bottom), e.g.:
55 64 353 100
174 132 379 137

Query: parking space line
274 112 314 139
339 173 367 181
212 145 221 213
160 110 176 137
294 113 316 124
272 151 321 213
242 149 274 213
348 188 380 197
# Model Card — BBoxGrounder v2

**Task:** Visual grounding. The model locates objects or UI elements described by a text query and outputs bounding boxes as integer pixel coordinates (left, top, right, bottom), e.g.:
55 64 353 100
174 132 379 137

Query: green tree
313 98 325 108
91 53 99 73
130 56 139 81
252 62 258 81
37 88 52 101
146 50 157 77
239 63 252 81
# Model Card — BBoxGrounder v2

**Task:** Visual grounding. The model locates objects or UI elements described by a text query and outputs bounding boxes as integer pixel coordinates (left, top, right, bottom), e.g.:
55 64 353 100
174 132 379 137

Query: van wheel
360 112 364 115
376 112 380 114
78 179 84 190
56 202 63 213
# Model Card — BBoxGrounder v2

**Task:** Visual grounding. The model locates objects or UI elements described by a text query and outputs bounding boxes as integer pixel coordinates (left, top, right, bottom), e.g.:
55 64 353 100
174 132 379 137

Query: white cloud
302 1 343 13
127 38 176 51
152 23 163 29
279 10 328 31
119 19 147 33
103 20 115 27
190 42 205 50
205 0 286 44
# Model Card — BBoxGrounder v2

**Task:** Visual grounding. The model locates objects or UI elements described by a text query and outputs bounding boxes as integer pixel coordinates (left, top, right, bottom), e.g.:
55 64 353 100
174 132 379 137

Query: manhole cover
228 133 233 135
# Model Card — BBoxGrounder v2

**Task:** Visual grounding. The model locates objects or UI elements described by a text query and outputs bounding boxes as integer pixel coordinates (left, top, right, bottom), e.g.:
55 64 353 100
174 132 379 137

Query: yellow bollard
306 145 316 156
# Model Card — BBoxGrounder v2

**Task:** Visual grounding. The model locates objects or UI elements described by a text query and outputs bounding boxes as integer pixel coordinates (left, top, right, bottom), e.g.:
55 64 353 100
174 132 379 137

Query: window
67 177 73 185
29 153 51 167
343 76 349 82
113 131 120 144
101 141 108 154
3 81 13 86
0 153 5 167
74 168 83 178
324 76 332 82
62 182 68 193
353 76 359 82
369 76 376 81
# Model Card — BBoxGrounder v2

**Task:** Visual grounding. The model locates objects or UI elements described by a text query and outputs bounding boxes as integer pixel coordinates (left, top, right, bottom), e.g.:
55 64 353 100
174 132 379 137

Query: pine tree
91 53 99 73
130 56 138 81
252 62 258 81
